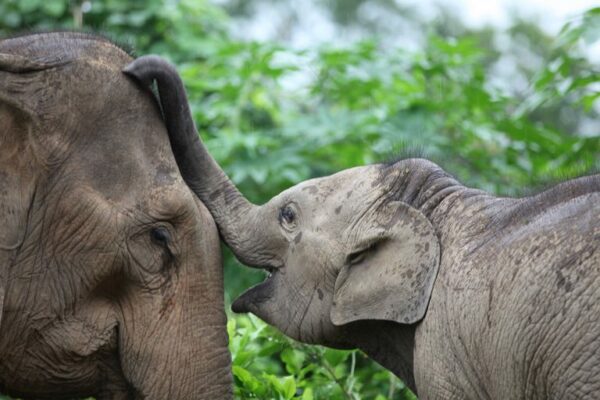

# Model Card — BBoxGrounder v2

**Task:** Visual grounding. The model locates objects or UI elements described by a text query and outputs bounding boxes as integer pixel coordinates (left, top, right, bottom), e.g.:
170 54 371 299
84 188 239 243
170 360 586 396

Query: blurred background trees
1 1 598 398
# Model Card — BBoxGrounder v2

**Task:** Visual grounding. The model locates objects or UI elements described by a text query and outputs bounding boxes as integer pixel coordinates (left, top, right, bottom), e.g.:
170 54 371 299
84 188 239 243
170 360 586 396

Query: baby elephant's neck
349 320 417 393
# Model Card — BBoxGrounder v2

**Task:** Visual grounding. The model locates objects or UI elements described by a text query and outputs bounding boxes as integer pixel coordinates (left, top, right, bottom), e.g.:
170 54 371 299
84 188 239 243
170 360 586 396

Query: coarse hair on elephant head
0 33 231 399
129 55 600 399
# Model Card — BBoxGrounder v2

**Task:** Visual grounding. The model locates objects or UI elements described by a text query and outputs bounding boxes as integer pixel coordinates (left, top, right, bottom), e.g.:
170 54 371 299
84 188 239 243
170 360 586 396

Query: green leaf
42 0 66 16
18 0 40 13
281 376 297 399
232 365 264 394
301 387 314 400
281 348 306 374
323 349 350 367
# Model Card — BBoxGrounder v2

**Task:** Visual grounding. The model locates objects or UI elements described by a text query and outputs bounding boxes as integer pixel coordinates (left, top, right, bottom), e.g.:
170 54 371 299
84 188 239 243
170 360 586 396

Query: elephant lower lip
231 296 251 314
231 271 276 314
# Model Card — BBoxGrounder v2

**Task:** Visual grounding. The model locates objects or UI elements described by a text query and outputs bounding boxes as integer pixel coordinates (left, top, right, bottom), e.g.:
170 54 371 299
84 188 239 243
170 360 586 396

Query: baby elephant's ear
331 201 440 326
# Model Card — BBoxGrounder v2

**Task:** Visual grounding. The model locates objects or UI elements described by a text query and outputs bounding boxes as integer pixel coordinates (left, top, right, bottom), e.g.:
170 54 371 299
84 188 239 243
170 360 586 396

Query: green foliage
229 315 416 400
1 1 599 399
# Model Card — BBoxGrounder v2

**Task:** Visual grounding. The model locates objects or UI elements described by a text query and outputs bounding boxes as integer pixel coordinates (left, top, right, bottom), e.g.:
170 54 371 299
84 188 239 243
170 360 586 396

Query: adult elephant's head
0 33 231 399
126 56 443 349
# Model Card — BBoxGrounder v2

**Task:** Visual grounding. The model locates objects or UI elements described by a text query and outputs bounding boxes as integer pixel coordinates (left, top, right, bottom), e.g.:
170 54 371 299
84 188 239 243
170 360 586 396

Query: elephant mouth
231 268 277 314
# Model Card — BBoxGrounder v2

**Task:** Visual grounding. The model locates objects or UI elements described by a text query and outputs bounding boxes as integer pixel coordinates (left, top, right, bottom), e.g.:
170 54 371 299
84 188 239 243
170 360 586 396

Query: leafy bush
230 315 416 400
1 1 598 399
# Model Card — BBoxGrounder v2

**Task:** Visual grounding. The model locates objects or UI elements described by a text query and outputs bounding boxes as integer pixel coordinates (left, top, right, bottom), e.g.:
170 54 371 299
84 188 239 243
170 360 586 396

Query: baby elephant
127 55 600 400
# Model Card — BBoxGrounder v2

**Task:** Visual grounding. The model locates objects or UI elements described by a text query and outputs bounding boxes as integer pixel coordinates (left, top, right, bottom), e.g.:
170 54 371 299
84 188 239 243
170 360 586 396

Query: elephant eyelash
347 251 367 265
347 247 369 266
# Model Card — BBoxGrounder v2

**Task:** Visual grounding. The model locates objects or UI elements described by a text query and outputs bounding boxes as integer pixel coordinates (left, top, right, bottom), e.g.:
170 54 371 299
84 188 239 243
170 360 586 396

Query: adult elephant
127 56 600 399
0 34 231 399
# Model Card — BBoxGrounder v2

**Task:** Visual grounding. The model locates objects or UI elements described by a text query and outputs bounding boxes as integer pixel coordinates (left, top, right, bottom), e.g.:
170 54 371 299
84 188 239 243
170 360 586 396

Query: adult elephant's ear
331 201 441 326
0 53 48 328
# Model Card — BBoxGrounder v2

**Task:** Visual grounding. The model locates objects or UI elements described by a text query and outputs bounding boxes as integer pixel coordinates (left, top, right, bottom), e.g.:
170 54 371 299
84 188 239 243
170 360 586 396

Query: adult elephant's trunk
124 56 269 267
118 287 232 399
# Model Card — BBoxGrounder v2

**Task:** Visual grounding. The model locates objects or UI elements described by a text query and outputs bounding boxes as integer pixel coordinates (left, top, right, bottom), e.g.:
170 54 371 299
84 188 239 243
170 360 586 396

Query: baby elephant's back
415 191 600 400
478 191 599 399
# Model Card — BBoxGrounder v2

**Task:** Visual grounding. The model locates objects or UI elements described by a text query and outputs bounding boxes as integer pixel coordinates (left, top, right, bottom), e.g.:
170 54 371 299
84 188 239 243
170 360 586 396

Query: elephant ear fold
331 201 440 326
0 281 6 327
0 54 46 329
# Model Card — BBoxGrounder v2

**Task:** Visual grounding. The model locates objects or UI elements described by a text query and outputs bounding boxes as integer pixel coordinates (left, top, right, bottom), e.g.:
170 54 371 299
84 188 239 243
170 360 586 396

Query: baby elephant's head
228 163 441 346
126 55 442 348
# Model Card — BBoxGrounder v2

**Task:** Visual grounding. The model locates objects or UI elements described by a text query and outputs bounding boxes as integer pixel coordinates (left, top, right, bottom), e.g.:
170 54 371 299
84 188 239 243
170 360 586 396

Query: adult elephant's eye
150 227 171 247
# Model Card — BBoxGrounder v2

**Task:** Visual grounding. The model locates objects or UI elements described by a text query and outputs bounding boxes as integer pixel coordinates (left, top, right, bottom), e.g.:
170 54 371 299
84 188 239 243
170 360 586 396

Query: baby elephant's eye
150 227 171 246
279 206 296 225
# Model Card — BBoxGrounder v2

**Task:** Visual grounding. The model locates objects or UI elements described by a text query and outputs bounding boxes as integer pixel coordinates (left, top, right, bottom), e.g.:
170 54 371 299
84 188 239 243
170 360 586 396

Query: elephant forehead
64 123 196 223
69 138 181 202
66 82 181 204
286 165 386 236
294 165 381 205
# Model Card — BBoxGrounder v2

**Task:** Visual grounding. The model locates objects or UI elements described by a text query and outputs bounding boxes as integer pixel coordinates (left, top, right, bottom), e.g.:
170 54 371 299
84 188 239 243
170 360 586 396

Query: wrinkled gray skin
0 34 232 399
127 55 600 399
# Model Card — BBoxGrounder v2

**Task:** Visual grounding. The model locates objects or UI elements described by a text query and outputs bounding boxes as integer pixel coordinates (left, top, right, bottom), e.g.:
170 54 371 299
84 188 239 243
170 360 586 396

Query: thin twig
388 373 396 399
346 351 356 394
322 360 354 400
